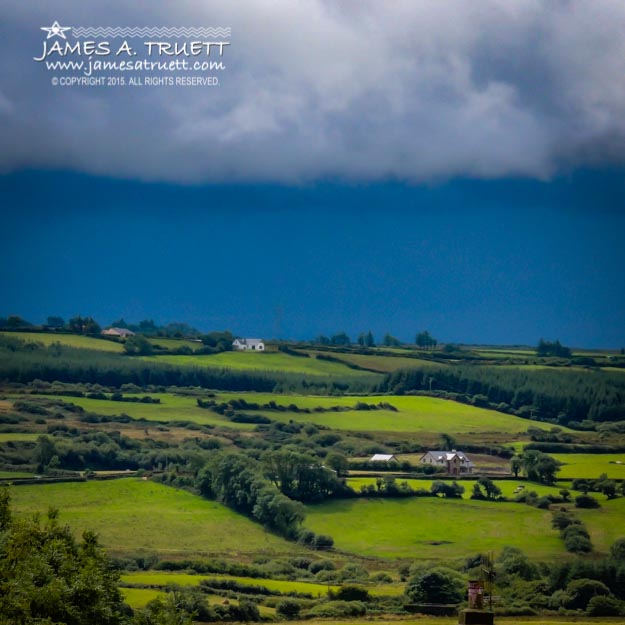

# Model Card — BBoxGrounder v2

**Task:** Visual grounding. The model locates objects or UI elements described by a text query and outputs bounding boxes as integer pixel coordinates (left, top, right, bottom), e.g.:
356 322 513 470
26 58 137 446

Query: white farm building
232 338 265 351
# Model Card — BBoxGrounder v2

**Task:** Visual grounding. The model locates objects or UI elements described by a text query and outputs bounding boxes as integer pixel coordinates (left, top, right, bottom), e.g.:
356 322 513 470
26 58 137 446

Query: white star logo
41 21 71 39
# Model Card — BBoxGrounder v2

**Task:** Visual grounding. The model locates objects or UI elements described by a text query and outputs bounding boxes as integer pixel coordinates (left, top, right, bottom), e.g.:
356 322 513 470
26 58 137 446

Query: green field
9 479 297 558
0 470 34 478
309 351 443 373
142 351 381 379
0 331 124 352
121 572 337 597
346 478 566 499
0 432 40 442
120 587 163 609
551 453 625 479
305 497 565 560
25 391 549 437
216 392 567 435
578 496 625 554
29 393 248 429
146 337 202 351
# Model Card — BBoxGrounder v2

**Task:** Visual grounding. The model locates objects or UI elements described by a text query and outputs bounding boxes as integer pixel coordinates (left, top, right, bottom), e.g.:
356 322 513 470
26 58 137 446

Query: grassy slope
0 331 124 352
551 453 625 479
28 393 250 429
0 432 41 442
578 496 625 553
141 351 381 379
305 497 564 560
26 391 545 436
9 479 297 558
217 392 564 435
121 572 337 597
308 351 444 373
346 478 566 499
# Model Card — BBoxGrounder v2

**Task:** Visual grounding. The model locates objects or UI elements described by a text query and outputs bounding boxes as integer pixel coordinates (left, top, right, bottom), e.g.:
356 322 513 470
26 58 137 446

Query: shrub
276 599 302 618
405 566 465 604
565 578 611 610
306 600 367 618
313 534 334 550
308 559 336 574
587 595 623 616
330 585 370 602
575 494 600 508
610 537 625 561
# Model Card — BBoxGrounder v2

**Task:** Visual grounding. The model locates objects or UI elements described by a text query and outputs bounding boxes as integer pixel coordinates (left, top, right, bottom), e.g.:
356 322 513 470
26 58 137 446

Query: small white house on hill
233 338 265 351
102 327 135 338
419 450 474 475
369 454 399 463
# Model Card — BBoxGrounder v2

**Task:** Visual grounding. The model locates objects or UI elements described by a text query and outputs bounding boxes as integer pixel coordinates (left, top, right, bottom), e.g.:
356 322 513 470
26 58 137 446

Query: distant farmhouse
232 338 265 351
419 450 475 475
102 327 135 338
369 454 399 463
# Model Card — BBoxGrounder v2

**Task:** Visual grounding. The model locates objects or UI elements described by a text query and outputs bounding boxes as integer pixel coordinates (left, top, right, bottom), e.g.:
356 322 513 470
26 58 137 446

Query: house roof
423 450 475 466
370 454 397 461
102 327 135 337
234 338 264 345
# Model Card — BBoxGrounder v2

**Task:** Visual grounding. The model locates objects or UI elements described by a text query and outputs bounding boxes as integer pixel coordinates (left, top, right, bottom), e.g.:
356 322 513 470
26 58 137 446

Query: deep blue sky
1 170 624 348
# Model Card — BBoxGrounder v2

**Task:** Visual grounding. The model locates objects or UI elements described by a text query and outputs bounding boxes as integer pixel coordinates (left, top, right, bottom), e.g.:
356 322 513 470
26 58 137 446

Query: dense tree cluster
195 453 306 539
537 338 572 358
379 364 625 426
0 488 128 625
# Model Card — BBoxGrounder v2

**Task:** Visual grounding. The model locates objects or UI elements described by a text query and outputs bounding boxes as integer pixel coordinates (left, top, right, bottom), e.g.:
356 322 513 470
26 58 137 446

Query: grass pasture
9 479 298 559
217 392 562 436
305 496 564 560
120 587 163 609
0 331 124 352
26 391 547 439
551 453 625 479
0 432 40 442
121 572 338 597
142 351 381 379
578 496 625 554
309 351 444 373
346 477 566 500
29 393 249 429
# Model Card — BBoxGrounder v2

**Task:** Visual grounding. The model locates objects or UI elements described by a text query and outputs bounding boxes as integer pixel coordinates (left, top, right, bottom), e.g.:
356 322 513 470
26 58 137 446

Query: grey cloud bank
2 0 625 183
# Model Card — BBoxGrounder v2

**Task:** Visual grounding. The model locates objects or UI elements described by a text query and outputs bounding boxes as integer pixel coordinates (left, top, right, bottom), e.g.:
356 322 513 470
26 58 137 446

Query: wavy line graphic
71 27 231 38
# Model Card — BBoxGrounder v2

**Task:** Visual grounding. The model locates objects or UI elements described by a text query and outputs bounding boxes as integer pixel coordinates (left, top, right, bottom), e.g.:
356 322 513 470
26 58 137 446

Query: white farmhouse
232 338 265 351
102 327 135 338
369 454 399 463
419 450 475 475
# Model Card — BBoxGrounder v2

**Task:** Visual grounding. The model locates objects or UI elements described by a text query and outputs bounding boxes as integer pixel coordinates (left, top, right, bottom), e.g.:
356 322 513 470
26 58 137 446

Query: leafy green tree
124 334 154 355
431 481 464 498
477 477 502 500
325 452 349 477
496 546 540 581
201 331 234 351
519 450 559 484
34 435 58 473
315 335 330 345
565 578 611 610
46 316 65 328
536 338 572 358
510 455 522 477
416 330 437 349
610 537 625 561
405 566 465 604
331 332 350 346
383 333 401 346
3 315 32 328
0 489 127 625
440 432 456 451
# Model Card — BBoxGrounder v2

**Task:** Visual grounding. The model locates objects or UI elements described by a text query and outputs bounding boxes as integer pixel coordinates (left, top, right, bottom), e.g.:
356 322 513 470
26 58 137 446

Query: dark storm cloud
2 0 625 183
